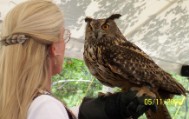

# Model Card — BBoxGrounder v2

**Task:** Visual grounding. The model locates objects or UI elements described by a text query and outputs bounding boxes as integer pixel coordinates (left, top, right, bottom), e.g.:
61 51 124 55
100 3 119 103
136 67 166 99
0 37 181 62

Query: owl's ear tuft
107 14 121 20
85 17 93 23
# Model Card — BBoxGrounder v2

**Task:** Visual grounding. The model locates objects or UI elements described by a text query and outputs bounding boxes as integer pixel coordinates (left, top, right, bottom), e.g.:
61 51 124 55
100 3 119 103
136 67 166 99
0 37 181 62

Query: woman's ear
48 40 65 75
49 41 65 56
49 44 56 56
49 26 65 56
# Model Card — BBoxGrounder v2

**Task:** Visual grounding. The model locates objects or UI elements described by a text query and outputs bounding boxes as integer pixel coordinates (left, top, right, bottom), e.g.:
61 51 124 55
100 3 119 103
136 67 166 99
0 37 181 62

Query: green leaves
52 58 102 107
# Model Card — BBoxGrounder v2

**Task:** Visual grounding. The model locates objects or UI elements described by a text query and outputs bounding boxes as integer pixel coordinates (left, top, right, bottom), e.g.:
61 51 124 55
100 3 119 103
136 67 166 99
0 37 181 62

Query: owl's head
85 14 122 40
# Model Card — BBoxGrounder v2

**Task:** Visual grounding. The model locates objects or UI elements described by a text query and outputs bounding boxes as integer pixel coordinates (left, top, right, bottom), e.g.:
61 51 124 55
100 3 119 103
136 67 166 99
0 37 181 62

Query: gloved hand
78 89 157 119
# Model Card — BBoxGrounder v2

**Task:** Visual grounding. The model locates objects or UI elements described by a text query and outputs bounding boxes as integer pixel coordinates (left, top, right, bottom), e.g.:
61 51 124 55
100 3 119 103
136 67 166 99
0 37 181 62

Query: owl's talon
131 86 156 98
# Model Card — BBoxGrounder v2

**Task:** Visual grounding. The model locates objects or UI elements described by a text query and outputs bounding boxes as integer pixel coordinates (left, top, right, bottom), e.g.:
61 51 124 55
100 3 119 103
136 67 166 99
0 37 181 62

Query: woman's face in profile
56 28 66 73
57 39 65 71
51 28 66 75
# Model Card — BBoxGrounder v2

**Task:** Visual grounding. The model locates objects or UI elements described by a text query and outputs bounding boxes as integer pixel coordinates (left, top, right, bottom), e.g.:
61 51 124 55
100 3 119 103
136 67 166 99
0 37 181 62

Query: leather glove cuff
78 97 110 119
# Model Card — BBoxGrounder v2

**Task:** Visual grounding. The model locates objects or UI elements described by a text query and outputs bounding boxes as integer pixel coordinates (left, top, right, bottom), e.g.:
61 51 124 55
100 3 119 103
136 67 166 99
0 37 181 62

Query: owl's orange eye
102 24 109 30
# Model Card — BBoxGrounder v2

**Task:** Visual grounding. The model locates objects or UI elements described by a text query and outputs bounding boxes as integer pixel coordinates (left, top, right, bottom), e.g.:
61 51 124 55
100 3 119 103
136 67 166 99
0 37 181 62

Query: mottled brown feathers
84 14 187 119
84 14 186 96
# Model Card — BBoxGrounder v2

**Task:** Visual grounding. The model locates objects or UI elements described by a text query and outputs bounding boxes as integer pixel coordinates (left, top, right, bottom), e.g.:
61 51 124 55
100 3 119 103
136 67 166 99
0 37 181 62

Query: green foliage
52 58 189 119
167 73 189 119
52 58 102 107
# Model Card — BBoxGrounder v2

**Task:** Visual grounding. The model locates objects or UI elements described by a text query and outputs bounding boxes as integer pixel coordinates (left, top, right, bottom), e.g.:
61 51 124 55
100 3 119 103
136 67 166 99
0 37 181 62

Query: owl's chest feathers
84 44 103 63
84 42 132 88
84 36 124 63
84 34 127 71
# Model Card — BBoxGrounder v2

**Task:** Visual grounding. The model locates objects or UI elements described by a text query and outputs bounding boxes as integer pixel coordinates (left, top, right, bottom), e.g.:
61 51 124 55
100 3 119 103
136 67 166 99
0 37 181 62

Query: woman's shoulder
27 95 69 119
30 94 63 107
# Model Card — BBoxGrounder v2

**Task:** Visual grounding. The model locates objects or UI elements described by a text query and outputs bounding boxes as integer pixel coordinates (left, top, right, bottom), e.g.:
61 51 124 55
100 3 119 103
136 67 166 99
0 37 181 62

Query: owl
83 14 187 119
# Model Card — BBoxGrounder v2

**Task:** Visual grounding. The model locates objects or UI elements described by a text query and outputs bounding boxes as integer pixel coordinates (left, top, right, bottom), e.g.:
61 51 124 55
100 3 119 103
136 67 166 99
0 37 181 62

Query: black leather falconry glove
78 89 156 119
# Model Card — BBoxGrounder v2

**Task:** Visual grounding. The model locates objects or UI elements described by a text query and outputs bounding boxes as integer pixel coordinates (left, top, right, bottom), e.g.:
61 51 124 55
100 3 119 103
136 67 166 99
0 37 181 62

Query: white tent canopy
0 0 189 75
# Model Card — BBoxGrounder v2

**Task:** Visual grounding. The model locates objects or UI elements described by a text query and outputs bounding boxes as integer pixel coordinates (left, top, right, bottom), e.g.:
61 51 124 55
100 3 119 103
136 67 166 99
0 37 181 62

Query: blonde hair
0 0 64 119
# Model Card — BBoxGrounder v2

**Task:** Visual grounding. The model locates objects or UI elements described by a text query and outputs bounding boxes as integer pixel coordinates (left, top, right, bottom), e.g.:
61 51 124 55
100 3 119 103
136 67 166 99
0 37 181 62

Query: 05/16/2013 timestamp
144 98 184 106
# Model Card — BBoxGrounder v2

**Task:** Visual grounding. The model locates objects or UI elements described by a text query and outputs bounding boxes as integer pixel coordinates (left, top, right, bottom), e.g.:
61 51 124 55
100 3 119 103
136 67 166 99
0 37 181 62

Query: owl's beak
94 31 98 39
93 29 100 39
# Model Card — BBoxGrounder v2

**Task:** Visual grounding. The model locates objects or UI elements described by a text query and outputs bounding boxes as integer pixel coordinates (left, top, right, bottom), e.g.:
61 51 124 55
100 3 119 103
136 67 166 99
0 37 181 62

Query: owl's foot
98 92 113 97
131 86 156 98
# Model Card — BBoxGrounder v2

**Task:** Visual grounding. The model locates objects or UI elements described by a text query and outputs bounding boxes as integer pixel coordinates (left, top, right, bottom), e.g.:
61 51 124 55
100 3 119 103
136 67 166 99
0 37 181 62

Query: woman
0 0 68 119
0 0 155 119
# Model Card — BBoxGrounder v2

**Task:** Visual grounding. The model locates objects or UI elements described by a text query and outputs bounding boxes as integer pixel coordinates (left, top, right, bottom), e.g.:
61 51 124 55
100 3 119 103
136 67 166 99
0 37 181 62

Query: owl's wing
102 41 173 89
